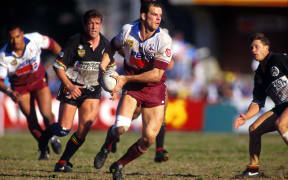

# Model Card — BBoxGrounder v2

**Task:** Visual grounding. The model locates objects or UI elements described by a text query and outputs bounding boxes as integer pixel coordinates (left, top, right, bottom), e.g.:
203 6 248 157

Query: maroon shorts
12 77 48 95
125 83 166 108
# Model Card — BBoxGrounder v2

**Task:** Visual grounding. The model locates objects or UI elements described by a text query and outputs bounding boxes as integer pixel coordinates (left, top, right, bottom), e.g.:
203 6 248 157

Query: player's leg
110 105 165 179
38 102 76 161
18 93 43 141
94 94 137 169
55 99 100 172
111 104 142 153
235 110 277 178
155 88 168 162
34 86 62 154
275 108 288 145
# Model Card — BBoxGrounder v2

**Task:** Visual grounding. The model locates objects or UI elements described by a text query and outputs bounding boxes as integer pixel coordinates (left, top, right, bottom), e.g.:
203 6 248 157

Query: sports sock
117 140 145 166
282 131 288 142
102 126 119 151
39 125 54 150
156 122 166 151
247 164 259 172
58 133 84 163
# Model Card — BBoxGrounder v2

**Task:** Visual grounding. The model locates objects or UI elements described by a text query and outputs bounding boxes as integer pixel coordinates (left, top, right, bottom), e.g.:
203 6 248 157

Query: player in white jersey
0 24 62 160
93 2 172 179
110 0 173 163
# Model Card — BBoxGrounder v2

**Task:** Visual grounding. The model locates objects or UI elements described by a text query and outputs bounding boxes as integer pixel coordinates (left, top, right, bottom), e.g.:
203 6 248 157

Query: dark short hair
140 1 162 14
83 9 103 25
6 23 23 34
249 33 271 47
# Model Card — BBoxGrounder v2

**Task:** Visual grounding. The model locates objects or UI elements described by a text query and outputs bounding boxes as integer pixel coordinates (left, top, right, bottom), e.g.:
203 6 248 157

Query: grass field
0 131 287 180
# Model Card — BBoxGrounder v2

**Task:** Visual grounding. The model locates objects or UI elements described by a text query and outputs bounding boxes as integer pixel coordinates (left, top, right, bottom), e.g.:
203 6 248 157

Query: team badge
271 66 279 77
10 58 18 66
165 48 171 57
126 40 134 48
77 44 85 57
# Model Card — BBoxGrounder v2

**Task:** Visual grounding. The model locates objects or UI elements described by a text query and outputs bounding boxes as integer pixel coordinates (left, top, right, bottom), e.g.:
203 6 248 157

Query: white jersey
114 21 172 71
0 32 52 79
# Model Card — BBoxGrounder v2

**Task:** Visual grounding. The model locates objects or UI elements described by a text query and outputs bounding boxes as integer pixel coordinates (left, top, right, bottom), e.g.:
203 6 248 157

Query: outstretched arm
234 103 260 129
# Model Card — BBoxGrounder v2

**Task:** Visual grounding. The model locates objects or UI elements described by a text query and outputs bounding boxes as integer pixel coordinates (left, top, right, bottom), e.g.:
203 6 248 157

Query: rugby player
0 24 62 160
38 9 113 172
234 33 288 178
111 0 172 163
93 2 173 179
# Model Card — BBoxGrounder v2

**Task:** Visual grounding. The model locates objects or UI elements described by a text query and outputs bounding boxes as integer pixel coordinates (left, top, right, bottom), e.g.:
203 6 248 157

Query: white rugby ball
101 70 118 92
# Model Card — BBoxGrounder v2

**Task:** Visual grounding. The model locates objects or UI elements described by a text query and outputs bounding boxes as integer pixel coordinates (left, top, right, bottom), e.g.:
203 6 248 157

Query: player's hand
233 113 247 129
100 65 107 73
68 85 84 99
111 75 127 93
109 91 118 101
9 91 21 102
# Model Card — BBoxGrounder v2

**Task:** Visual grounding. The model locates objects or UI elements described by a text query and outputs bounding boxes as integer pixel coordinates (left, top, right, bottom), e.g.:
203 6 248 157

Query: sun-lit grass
0 131 287 179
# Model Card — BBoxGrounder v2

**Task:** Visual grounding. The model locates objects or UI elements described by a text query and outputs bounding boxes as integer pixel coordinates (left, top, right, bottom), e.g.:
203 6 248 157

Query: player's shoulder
122 23 134 32
271 52 288 63
24 32 43 40
157 28 172 44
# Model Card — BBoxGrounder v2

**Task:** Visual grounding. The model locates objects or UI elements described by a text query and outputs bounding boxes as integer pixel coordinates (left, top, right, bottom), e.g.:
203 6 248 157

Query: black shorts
57 82 101 107
272 102 288 116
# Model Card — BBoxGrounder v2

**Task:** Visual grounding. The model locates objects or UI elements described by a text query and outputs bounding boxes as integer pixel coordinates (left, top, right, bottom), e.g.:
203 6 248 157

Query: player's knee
51 123 70 137
276 120 287 133
249 124 257 133
142 136 155 149
115 115 132 134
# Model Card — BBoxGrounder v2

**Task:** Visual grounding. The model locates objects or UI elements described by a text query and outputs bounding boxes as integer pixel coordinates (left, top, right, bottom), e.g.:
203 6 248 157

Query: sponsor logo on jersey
271 66 279 77
78 44 85 57
270 76 288 91
165 48 171 57
10 58 18 66
74 61 100 71
126 40 134 48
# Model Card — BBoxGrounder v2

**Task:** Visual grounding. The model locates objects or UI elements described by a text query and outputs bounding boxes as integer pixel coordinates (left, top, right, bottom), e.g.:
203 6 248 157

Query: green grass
0 131 287 179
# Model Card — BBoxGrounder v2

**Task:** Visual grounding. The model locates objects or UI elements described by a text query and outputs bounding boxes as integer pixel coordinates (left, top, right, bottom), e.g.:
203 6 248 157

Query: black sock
59 133 84 163
156 122 166 151
39 124 54 151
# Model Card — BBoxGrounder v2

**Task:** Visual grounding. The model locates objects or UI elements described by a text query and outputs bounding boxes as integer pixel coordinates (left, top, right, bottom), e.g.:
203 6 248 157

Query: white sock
282 131 288 142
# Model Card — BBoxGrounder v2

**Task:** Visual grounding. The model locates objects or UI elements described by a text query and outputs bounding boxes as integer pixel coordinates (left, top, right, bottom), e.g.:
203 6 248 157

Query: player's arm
49 38 62 56
0 79 20 102
167 58 174 70
234 103 260 129
234 74 265 128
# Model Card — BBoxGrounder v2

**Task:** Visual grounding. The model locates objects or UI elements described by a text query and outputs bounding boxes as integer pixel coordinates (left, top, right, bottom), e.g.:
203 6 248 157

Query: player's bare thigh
250 110 277 134
117 94 138 119
141 105 165 141
58 102 78 129
34 86 53 116
77 99 100 137
276 108 288 134
17 93 33 117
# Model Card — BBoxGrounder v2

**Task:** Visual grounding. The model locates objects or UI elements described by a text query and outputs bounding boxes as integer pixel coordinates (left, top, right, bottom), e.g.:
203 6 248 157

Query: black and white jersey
54 33 113 86
253 52 288 107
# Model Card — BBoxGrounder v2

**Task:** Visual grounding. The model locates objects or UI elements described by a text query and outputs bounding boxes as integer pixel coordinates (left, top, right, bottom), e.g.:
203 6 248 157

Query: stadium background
0 0 288 135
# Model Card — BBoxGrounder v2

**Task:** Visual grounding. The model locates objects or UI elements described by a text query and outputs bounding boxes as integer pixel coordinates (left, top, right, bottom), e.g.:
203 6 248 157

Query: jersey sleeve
113 24 132 50
252 72 267 108
0 53 8 79
53 38 75 70
28 32 51 50
153 33 173 70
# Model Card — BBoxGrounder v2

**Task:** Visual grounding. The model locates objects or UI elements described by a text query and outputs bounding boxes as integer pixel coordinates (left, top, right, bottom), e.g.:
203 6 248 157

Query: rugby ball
101 70 118 92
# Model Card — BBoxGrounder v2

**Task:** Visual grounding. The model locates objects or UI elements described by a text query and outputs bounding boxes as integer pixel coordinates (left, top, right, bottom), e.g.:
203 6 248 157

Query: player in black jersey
38 9 113 172
234 33 288 178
